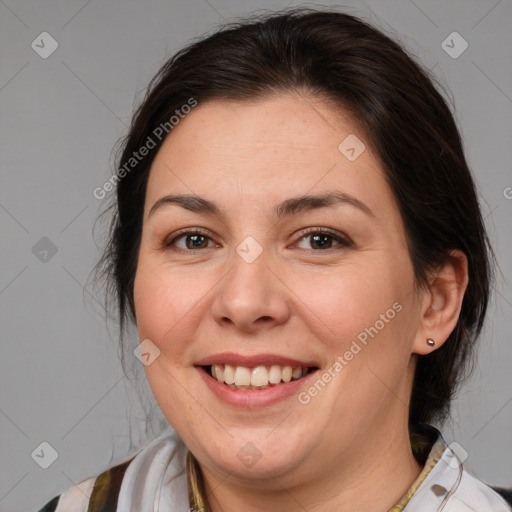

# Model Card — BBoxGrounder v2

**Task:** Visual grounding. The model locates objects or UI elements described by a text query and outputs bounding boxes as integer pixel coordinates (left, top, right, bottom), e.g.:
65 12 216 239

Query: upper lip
194 352 318 368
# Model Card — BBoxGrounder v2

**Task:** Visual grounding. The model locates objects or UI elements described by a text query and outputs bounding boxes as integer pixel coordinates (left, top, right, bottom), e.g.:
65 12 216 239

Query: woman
36 8 511 512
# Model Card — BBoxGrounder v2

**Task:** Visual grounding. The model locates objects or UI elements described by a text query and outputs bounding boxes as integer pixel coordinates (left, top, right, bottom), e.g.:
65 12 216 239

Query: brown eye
294 229 352 251
165 230 215 250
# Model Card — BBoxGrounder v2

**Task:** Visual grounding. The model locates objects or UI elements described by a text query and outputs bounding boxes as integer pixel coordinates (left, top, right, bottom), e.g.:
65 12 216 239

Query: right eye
164 229 218 251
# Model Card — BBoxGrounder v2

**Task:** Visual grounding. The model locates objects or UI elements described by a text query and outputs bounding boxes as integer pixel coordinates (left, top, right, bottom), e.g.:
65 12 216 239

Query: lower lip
197 367 316 408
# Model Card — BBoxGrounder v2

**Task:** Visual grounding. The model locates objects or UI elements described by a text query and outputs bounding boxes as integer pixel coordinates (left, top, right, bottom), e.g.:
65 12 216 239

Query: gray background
1 0 511 510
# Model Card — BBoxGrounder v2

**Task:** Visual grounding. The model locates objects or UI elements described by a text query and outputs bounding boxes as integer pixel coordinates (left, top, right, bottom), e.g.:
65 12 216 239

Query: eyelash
164 227 352 252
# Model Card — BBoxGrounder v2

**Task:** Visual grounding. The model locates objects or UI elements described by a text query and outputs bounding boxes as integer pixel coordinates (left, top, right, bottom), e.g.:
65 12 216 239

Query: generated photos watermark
298 301 403 405
93 97 198 200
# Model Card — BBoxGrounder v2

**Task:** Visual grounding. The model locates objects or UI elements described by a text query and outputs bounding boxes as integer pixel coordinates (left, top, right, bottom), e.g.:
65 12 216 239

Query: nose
210 245 291 334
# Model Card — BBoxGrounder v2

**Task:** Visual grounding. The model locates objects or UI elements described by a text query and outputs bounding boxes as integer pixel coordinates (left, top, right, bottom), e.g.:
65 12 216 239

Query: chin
199 431 312 482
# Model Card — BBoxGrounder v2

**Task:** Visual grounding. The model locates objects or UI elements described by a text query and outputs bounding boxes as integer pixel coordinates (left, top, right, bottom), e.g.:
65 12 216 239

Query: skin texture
133 92 468 512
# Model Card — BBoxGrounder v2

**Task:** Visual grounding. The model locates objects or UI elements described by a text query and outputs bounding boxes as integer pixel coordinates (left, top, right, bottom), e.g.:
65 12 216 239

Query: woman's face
134 93 425 484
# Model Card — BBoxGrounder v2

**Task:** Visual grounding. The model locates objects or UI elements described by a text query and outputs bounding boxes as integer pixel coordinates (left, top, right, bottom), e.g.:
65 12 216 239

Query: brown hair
95 7 493 426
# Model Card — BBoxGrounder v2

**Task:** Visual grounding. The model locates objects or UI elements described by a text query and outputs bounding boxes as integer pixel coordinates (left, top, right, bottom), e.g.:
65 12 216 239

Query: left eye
294 230 350 250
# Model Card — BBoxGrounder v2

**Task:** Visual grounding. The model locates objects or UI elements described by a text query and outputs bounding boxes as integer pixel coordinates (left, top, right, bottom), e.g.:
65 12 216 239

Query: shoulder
444 470 512 512
35 427 188 512
35 477 97 512
405 425 511 512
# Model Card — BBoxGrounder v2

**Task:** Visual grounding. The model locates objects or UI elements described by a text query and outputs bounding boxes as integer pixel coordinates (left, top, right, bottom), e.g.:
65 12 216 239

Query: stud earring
427 338 436 347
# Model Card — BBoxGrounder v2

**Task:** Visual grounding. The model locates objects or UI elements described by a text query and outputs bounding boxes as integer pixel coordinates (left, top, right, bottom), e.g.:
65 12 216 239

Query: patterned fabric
87 457 134 512
35 423 511 512
36 460 133 512
36 495 59 512
187 450 209 512
389 424 446 511
494 489 512 507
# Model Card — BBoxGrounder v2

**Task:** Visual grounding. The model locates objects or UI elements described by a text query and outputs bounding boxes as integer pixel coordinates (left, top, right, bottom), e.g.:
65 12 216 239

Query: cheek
288 255 417 397
133 258 218 358
286 259 405 341
134 269 173 341
133 259 180 350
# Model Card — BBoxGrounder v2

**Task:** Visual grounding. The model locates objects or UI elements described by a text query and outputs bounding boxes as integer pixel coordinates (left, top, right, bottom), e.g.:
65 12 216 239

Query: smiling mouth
205 364 319 390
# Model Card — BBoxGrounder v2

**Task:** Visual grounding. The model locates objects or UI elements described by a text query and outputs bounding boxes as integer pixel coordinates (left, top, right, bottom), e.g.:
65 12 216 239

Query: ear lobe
412 250 469 355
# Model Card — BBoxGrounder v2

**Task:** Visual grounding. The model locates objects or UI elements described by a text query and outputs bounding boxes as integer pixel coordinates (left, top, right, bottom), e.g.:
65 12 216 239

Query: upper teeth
210 364 307 389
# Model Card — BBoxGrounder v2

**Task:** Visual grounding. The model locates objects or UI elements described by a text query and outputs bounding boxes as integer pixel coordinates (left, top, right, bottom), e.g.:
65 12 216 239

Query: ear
412 250 469 355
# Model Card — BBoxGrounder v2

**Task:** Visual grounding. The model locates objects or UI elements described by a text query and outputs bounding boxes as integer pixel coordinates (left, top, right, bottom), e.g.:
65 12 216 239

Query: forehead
145 93 393 220
152 93 365 165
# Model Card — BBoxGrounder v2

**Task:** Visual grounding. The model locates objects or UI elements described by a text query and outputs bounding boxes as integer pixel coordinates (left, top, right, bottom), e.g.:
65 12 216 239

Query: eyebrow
148 191 374 219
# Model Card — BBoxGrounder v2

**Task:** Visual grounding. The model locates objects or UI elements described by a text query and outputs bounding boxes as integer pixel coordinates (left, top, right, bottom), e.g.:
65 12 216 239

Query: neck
200 418 424 512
